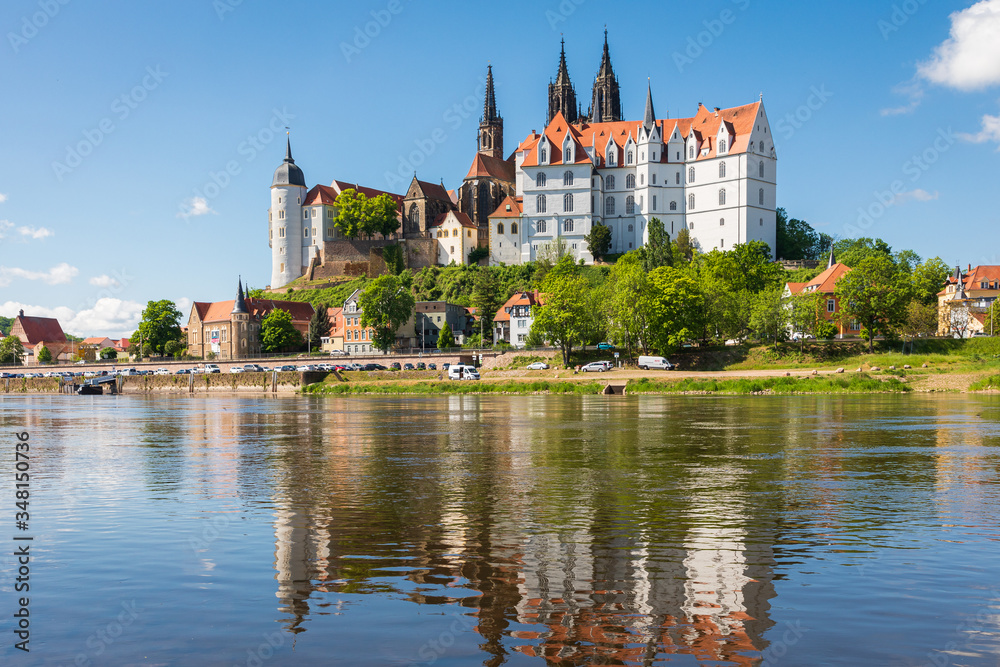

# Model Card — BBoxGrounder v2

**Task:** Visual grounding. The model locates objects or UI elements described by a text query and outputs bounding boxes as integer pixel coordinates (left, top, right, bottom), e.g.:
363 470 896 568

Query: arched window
675 172 680 184
626 174 635 189
408 204 419 229
453 229 459 237
563 171 574 186
626 195 635 214
511 222 517 234
564 219 574 233
540 148 547 163
536 194 547 213
536 172 546 187
608 151 616 167
670 201 677 211
719 162 726 178
719 189 726 206
627 151 634 165
719 139 727 153
720 218 725 226
652 173 657 184
758 161 765 178
537 220 547 233
688 167 695 183
605 197 615 215
564 147 572 163
759 188 765 206
563 193 574 212
689 146 695 159
688 194 695 210
759 141 764 152
497 223 504 235
606 175 615 190
628 224 634 232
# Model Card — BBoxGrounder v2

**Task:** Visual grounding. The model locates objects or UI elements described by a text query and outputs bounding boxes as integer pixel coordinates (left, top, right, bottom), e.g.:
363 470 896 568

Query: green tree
133 299 183 356
36 345 52 364
468 246 489 265
835 255 912 352
163 340 183 358
530 255 595 366
748 285 788 350
775 208 832 260
788 291 823 345
0 316 12 336
359 274 415 352
833 237 893 268
645 266 704 355
673 228 694 263
0 336 25 365
260 309 303 352
471 270 503 344
99 346 118 360
381 244 406 275
698 241 784 341
584 223 612 262
910 257 950 305
333 189 367 239
903 300 939 337
642 218 673 271
308 303 331 349
604 253 652 356
437 322 455 350
366 192 400 238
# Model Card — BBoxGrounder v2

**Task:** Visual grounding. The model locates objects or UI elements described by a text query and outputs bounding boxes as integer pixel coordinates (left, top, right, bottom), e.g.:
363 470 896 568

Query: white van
448 364 480 380
637 356 675 370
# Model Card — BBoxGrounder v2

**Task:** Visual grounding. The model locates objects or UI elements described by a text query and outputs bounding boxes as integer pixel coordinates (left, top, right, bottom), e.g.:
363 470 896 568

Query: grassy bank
303 379 605 395
968 374 1000 391
628 373 911 395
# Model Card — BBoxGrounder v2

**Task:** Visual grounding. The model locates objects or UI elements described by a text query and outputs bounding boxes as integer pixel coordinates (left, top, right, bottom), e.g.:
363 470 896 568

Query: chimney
18 309 24 317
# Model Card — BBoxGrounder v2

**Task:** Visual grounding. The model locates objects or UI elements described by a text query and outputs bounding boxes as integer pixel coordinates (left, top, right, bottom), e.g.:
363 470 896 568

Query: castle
268 33 776 288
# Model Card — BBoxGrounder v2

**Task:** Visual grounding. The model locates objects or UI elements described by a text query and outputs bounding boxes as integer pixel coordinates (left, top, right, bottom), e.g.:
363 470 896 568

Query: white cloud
880 80 925 116
892 189 940 205
175 297 192 314
89 275 121 288
177 196 216 219
918 0 1000 91
17 226 52 240
0 262 79 287
0 299 143 339
959 112 1000 147
0 193 8 203
0 220 12 238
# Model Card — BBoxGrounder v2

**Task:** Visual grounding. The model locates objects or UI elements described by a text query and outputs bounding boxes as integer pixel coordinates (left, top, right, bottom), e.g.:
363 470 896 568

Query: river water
1 394 999 666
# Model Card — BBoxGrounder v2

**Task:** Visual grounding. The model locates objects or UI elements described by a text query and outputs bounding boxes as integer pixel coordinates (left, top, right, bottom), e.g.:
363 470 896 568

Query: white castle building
490 36 777 264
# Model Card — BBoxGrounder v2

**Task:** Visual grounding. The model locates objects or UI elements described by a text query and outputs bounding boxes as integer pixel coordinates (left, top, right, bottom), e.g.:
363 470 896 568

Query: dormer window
627 151 634 165
719 139 727 153
540 148 548 163
564 147 572 162
688 146 695 159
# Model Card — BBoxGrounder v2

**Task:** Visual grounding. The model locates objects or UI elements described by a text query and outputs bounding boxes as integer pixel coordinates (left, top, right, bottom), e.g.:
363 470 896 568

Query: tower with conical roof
270 136 307 290
478 65 504 159
589 29 622 122
547 38 579 124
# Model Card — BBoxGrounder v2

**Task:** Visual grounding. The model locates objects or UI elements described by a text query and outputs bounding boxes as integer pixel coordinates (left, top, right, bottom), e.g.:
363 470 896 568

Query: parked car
637 355 675 370
442 363 451 370
448 364 480 380
243 364 265 372
154 368 171 375
389 362 401 370
204 364 221 374
427 363 437 370
277 365 297 372
581 361 609 372
597 342 615 351
363 363 381 371
229 366 244 373
416 362 426 370
175 369 190 375
403 363 415 371
526 361 549 370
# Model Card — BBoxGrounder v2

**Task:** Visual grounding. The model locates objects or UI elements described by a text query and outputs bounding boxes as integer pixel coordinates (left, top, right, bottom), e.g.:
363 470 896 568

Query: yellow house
430 211 478 265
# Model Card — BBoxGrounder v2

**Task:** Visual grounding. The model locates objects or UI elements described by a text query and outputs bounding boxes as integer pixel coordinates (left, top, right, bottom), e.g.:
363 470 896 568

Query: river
1 394 998 666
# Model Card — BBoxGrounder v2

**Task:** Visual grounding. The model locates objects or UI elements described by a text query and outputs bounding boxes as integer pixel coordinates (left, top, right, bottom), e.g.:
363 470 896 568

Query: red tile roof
465 153 516 182
493 291 543 323
14 314 67 345
489 195 523 219
803 263 851 294
197 298 314 324
431 211 477 229
415 179 454 204
785 282 807 296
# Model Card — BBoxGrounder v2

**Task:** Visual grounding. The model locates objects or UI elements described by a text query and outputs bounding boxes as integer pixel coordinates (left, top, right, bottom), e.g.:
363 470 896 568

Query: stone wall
405 238 437 270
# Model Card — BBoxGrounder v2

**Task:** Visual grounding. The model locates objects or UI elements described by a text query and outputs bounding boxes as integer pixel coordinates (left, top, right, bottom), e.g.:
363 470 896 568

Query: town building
937 265 1000 337
431 211 479 265
785 249 860 338
341 288 417 355
9 309 72 364
320 307 345 353
415 301 468 350
493 291 543 347
80 337 116 361
187 280 314 359
488 195 524 265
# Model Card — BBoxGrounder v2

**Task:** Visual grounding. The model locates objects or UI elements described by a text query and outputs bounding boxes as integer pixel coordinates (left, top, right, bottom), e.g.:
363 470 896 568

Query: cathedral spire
232 276 249 315
284 135 293 163
483 65 498 123
589 28 622 122
642 80 656 132
547 37 578 124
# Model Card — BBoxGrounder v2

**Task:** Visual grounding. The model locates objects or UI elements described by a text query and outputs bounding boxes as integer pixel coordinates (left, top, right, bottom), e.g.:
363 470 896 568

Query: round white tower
270 137 307 290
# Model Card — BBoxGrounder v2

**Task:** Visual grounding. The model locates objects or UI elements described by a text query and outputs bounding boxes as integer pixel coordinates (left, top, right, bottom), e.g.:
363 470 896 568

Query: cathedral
268 32 777 287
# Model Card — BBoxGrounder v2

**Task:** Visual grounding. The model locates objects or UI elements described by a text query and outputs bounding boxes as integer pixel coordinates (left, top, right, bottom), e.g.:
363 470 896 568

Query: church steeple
589 29 622 122
547 37 579 124
478 64 504 159
827 245 836 269
642 80 656 132
232 277 249 315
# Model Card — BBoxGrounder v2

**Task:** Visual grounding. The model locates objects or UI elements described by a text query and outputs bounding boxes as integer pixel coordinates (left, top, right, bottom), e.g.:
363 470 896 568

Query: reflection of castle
263 398 777 663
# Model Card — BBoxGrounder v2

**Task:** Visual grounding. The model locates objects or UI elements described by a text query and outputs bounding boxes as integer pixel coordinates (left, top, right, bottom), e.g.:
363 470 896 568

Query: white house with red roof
493 291 543 347
431 211 479 265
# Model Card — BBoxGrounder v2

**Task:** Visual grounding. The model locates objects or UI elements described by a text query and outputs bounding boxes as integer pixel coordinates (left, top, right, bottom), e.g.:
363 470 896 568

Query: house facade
320 307 345 353
431 211 479 266
415 301 468 350
493 291 543 347
10 309 72 364
937 265 1000 337
785 251 861 338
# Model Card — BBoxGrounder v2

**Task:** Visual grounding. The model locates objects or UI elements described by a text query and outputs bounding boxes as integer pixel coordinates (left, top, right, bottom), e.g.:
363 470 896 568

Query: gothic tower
270 137 307 290
547 38 578 124
589 29 622 122
478 65 504 159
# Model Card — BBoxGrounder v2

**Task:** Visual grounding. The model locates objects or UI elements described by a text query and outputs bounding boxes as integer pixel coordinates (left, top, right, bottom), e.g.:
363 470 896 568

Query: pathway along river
1 394 999 666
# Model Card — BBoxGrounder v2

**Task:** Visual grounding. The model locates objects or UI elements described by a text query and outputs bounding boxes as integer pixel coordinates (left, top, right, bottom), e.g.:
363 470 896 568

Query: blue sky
2 0 1000 336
